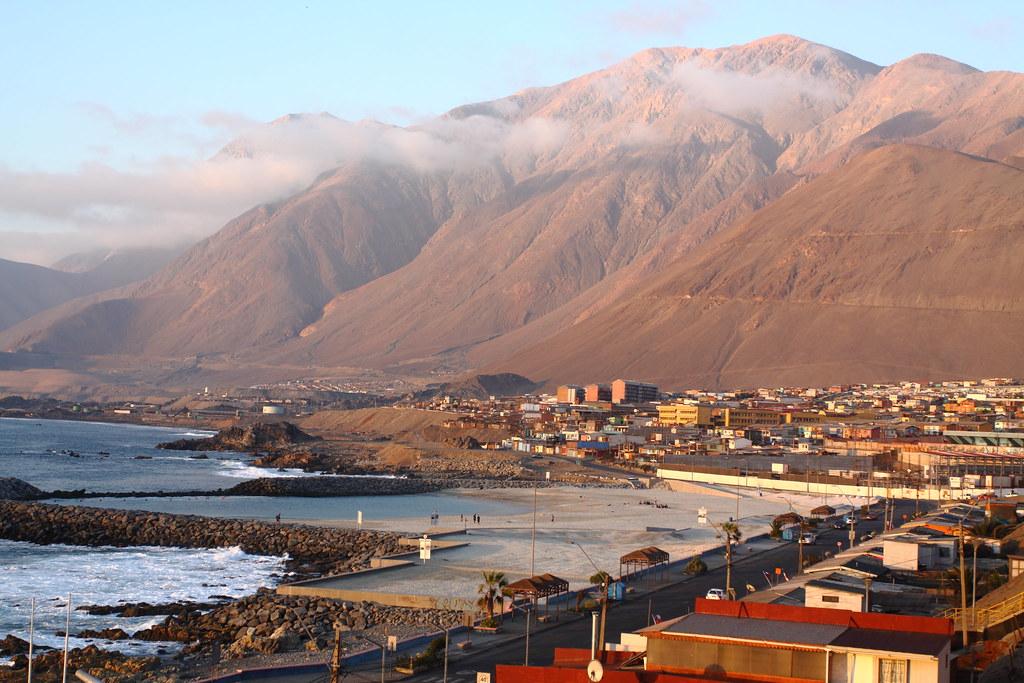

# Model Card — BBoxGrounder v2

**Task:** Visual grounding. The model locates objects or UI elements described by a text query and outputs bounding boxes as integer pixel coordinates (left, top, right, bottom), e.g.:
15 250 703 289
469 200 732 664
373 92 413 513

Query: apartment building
656 402 713 427
611 379 659 404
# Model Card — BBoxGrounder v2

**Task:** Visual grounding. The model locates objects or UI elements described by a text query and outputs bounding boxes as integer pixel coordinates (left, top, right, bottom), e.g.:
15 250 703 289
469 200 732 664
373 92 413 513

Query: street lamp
569 539 611 658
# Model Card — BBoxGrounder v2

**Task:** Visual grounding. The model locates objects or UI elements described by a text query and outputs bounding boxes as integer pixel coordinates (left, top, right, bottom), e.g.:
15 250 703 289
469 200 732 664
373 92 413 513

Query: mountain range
2 35 1023 394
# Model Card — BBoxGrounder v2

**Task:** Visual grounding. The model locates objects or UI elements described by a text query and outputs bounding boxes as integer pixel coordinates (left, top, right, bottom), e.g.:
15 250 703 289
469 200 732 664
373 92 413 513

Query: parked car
832 521 848 530
799 532 818 544
705 588 726 600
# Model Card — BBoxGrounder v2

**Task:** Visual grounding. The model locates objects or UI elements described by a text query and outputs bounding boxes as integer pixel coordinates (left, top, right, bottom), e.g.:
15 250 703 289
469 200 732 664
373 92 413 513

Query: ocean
0 416 310 492
0 417 522 662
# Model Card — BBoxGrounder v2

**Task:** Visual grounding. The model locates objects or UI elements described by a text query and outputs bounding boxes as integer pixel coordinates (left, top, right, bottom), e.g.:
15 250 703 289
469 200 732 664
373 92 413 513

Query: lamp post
569 539 611 657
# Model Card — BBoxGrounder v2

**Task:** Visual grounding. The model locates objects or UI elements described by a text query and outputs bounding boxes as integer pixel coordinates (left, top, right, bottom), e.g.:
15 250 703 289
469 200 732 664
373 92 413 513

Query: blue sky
3 0 1022 172
0 0 1021 264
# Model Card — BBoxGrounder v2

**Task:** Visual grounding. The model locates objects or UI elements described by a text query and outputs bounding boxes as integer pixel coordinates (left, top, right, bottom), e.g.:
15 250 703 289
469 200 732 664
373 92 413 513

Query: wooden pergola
619 546 670 582
811 504 836 518
506 573 570 616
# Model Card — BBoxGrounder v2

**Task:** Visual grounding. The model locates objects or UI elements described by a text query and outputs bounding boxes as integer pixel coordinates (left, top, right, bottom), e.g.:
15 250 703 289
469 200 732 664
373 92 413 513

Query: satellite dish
587 659 604 682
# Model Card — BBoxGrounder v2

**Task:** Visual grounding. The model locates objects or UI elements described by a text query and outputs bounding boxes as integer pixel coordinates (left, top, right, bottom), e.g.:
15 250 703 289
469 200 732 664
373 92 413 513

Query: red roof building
496 599 952 683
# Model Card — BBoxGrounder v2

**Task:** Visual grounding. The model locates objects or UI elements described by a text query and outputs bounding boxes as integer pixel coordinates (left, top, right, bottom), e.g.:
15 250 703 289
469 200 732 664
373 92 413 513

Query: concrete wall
657 467 990 501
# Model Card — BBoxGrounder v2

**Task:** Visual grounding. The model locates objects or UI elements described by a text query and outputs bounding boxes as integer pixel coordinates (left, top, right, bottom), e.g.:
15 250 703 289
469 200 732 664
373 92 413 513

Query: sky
1 0 1021 265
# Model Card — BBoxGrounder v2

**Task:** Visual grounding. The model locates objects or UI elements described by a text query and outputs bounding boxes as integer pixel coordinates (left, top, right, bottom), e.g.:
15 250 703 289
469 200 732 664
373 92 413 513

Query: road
398 500 923 682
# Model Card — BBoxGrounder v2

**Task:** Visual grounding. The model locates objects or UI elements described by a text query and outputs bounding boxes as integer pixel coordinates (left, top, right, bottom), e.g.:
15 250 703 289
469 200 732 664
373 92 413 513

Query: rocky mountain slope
4 35 1024 390
496 145 1024 387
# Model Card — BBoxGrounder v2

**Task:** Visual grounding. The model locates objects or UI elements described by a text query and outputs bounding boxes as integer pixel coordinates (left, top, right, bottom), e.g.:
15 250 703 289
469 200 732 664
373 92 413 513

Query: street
396 500 921 682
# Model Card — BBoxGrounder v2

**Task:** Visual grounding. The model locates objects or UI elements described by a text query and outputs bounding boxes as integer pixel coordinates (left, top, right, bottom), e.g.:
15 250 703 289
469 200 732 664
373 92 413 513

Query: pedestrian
275 512 281 524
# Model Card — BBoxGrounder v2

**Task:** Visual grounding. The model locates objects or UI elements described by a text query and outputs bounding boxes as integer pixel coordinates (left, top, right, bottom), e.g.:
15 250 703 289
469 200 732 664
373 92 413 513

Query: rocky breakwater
157 421 319 452
224 476 442 497
0 500 401 578
132 588 463 659
0 477 44 501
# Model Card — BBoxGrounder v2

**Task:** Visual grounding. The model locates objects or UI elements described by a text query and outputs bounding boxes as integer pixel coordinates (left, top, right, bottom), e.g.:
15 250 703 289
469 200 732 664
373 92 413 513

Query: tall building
657 402 713 426
556 384 583 404
584 383 612 402
611 378 659 404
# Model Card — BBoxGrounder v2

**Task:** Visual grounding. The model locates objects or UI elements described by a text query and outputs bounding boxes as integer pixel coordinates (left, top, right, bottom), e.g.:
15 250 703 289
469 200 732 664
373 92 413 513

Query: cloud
606 0 713 37
669 60 843 114
0 108 569 265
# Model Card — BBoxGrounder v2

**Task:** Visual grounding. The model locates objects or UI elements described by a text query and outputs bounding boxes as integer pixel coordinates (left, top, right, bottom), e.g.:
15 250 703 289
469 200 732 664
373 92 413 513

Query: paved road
399 500 922 683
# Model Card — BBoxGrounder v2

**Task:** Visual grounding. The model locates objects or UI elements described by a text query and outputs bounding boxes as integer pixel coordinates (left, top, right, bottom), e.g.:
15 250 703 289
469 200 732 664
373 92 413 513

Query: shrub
685 556 708 575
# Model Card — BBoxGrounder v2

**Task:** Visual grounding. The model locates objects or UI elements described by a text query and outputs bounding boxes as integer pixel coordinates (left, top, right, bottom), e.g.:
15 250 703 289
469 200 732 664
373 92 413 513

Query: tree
769 519 783 540
721 522 742 599
685 556 708 575
972 518 1007 539
476 570 508 622
589 570 612 585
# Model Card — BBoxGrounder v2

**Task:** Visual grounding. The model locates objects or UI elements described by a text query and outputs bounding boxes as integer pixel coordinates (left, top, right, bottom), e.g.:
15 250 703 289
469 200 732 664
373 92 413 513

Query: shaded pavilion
619 546 670 582
506 573 569 617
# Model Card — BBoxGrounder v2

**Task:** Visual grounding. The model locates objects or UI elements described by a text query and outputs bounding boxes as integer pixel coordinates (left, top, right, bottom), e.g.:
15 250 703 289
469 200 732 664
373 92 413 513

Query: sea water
0 417 312 492
0 540 286 662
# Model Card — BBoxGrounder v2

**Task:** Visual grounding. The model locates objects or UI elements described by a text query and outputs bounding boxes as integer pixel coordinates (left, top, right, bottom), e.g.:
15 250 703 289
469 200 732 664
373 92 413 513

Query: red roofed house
496 599 952 683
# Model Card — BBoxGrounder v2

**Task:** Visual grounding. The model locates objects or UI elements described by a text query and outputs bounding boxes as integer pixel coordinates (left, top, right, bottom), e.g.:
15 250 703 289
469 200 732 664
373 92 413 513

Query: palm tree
589 570 612 585
769 519 783 540
721 522 742 599
477 570 508 622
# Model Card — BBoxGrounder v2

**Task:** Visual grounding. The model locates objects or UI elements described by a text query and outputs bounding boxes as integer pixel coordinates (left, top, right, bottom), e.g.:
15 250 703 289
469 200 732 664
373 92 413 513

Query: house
883 534 957 571
496 599 952 683
805 578 866 612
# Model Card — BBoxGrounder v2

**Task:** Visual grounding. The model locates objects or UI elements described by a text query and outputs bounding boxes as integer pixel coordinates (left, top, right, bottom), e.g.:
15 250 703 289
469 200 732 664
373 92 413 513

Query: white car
705 588 726 600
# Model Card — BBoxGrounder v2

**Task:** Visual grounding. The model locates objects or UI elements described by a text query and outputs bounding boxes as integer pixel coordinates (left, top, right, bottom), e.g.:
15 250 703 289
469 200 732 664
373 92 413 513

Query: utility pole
797 517 805 575
959 519 969 649
330 626 342 683
972 539 980 614
27 598 34 683
530 482 538 576
61 594 70 683
725 529 734 599
599 575 609 657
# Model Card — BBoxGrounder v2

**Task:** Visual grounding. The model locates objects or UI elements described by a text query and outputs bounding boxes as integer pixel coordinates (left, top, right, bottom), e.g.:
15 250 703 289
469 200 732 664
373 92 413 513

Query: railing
944 591 1024 631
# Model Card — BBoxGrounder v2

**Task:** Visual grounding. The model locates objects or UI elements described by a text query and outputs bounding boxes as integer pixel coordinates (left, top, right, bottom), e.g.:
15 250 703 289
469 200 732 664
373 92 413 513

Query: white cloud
606 0 713 37
0 108 569 266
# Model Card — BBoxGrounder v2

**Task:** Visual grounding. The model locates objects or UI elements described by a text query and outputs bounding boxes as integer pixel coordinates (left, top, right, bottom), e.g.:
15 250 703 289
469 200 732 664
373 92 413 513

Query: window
821 595 840 603
879 658 908 683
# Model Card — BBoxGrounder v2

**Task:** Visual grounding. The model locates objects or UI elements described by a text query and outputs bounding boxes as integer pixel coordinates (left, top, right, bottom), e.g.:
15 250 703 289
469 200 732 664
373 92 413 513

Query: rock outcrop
0 501 400 578
156 422 319 452
0 477 44 501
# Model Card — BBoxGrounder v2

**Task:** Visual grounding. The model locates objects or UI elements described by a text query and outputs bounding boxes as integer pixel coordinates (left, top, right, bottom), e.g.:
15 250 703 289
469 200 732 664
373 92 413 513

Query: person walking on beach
275 513 281 524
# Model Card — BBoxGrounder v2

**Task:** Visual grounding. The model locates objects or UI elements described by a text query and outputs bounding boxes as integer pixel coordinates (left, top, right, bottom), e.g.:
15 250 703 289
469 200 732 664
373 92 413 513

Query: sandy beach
297 483 855 600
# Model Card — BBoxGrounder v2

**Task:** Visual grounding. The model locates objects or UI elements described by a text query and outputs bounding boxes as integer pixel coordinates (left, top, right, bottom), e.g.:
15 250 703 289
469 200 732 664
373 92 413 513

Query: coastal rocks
0 501 401 579
196 593 464 659
224 476 441 497
74 627 130 641
0 477 44 501
157 422 319 452
0 634 30 655
1 645 158 682
77 600 227 618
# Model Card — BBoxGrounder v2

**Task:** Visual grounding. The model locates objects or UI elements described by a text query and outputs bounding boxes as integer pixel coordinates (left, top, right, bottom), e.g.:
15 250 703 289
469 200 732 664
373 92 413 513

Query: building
722 408 823 428
584 383 612 402
882 534 957 571
611 379 659 404
804 578 866 612
556 384 584 404
656 402 713 427
497 600 952 683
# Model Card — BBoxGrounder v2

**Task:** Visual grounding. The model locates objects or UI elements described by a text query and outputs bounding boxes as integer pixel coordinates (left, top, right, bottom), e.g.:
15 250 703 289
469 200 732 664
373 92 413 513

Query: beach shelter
619 546 670 582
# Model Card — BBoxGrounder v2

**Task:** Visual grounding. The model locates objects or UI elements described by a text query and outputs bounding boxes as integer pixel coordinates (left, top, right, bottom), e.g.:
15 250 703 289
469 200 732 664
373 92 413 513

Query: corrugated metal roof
830 628 948 656
662 613 846 646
